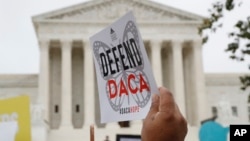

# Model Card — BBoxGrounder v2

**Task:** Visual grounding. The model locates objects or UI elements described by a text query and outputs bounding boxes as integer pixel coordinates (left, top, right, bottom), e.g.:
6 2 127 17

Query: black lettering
112 47 120 73
130 38 142 66
106 49 116 75
100 53 108 77
123 41 136 68
118 44 129 70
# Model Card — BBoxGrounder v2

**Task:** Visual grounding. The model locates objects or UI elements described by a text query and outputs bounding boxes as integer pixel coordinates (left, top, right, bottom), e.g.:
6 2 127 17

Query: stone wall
0 74 38 102
0 74 47 141
205 73 250 125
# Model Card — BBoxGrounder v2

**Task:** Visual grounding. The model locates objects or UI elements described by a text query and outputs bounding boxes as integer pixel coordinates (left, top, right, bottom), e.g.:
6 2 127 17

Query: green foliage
198 2 224 39
225 0 234 10
240 75 250 90
200 0 250 100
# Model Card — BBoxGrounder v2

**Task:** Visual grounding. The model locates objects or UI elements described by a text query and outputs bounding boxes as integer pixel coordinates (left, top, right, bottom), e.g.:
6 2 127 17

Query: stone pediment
33 0 204 23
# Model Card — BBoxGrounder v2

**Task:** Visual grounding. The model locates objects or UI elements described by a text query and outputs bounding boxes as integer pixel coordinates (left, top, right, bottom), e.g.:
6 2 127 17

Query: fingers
147 87 175 117
148 94 160 116
159 87 175 112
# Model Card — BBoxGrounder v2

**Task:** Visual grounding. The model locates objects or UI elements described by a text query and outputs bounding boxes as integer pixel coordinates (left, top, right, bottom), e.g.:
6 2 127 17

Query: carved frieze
46 0 196 22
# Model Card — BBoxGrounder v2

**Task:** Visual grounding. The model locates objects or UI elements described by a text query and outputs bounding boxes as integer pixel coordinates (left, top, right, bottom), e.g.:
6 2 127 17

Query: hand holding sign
141 87 187 141
88 88 188 141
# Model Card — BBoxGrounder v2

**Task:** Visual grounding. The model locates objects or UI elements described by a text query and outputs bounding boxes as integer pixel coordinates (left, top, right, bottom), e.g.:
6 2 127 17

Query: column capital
192 40 203 49
39 38 50 43
150 40 163 50
171 40 184 50
38 39 50 49
83 40 91 52
61 40 73 50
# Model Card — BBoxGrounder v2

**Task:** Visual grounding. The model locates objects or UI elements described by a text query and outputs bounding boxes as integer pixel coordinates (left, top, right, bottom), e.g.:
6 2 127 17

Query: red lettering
130 106 139 113
108 79 117 99
107 73 150 99
119 79 128 97
139 73 150 93
128 74 138 94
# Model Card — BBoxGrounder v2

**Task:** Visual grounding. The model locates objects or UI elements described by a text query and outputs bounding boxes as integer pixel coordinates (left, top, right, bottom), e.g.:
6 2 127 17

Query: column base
106 122 120 129
59 125 74 131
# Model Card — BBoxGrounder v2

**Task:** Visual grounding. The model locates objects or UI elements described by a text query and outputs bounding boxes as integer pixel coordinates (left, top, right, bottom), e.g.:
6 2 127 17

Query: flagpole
90 124 94 141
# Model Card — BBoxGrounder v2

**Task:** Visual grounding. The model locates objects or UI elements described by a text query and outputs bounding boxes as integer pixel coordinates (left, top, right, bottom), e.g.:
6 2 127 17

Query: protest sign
90 11 158 123
0 96 31 141
0 121 18 141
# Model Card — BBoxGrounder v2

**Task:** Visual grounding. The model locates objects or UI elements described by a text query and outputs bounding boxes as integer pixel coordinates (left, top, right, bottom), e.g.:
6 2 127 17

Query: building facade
0 0 249 141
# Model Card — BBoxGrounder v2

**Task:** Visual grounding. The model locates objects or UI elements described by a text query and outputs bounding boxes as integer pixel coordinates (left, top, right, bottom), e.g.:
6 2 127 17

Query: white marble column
83 41 95 126
151 40 163 86
38 40 50 127
172 40 186 117
192 40 209 125
60 40 73 129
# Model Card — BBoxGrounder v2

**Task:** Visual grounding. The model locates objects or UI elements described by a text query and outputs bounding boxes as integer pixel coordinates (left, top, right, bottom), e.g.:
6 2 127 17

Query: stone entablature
32 0 203 42
33 0 203 22
35 23 201 43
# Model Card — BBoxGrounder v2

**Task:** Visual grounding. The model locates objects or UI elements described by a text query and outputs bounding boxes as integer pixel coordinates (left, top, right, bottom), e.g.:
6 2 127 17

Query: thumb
148 94 160 116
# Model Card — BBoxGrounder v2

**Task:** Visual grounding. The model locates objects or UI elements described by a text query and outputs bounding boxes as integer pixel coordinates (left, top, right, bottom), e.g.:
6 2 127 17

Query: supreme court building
0 0 249 141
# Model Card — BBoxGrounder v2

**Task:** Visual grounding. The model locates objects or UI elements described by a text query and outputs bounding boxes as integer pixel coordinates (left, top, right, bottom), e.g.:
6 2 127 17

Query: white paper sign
90 11 158 123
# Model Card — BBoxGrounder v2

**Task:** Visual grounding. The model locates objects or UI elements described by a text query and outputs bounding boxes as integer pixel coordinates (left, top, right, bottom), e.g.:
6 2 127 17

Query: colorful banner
0 95 31 141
